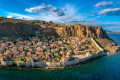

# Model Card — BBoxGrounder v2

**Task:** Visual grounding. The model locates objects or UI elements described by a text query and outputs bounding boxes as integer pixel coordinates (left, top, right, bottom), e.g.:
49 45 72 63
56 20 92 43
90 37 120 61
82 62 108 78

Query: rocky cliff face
0 17 109 39
42 24 109 39
0 22 39 37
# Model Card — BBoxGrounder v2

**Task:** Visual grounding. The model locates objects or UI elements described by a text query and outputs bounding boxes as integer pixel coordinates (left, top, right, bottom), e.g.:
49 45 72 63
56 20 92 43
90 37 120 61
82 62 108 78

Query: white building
86 52 91 57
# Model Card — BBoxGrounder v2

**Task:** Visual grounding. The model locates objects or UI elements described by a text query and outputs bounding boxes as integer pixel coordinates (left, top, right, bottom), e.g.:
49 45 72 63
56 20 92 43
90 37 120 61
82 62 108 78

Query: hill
0 17 109 39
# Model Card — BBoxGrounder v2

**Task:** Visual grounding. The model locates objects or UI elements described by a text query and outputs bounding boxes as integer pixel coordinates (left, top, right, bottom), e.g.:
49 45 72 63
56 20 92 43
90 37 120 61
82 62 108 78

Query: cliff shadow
0 22 61 41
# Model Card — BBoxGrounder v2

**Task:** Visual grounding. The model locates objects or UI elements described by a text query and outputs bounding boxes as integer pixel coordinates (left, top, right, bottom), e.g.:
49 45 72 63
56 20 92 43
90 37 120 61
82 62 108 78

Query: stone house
31 54 38 61
27 52 31 56
86 52 91 57
61 56 68 61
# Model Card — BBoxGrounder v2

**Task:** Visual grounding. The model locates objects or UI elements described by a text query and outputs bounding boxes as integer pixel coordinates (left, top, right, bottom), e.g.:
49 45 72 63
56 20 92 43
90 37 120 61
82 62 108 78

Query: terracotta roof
62 56 68 60
46 55 49 58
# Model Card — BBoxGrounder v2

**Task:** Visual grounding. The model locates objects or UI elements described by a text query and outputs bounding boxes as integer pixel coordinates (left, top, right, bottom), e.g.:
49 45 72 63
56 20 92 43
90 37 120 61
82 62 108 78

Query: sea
0 33 120 80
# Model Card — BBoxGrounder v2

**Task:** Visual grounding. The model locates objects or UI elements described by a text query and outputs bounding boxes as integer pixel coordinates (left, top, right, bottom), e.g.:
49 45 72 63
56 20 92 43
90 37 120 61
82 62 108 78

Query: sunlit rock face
54 24 109 39
0 17 109 39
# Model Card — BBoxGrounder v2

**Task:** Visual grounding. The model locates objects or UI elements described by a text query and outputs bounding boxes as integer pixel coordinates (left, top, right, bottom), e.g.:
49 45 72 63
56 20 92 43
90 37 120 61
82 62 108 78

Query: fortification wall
91 37 104 51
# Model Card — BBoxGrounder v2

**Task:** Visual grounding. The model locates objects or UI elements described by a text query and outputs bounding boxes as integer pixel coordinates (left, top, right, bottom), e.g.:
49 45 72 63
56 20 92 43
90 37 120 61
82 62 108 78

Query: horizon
0 0 120 32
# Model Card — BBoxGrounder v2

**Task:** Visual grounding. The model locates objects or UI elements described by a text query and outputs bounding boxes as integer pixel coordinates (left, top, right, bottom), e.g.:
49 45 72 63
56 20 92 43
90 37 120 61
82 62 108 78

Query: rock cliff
0 17 109 39
43 24 109 39
0 22 39 37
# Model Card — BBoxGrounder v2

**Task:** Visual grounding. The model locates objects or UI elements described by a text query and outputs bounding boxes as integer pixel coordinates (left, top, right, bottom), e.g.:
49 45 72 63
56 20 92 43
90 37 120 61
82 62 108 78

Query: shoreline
106 31 120 34
0 48 120 70
0 55 106 70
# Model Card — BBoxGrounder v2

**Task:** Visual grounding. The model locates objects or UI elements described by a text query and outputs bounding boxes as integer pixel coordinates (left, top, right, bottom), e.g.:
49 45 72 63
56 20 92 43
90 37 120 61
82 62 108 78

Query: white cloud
94 1 114 8
7 12 34 20
7 15 13 18
99 8 120 15
5 4 87 24
26 4 85 24
41 4 85 23
25 4 65 16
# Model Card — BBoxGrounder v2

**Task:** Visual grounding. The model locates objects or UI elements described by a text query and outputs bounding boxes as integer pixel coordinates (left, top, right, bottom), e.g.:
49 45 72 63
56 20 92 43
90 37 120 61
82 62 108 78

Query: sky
0 0 120 32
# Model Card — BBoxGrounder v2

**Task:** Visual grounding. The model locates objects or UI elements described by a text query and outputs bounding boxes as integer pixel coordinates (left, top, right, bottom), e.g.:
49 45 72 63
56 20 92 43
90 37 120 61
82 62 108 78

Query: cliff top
0 17 100 28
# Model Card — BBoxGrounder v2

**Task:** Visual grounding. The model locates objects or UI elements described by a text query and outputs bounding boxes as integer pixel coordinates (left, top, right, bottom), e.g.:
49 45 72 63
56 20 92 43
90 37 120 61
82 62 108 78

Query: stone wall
46 62 60 67
0 49 119 68
34 61 47 68
91 37 104 51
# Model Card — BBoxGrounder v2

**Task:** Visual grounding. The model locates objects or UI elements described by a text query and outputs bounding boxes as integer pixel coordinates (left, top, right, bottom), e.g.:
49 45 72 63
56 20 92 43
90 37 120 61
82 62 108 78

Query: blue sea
0 33 120 80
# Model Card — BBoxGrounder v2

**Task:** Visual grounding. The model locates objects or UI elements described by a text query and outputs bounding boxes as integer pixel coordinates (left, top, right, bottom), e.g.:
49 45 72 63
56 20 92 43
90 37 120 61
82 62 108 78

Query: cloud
5 4 103 27
94 1 114 8
7 15 13 18
25 4 85 24
25 4 65 16
98 8 120 15
7 12 34 20
4 4 87 24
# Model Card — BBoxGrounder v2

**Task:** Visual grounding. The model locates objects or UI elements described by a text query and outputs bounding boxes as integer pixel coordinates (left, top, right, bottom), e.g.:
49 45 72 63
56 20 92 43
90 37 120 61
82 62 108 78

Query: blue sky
0 0 120 32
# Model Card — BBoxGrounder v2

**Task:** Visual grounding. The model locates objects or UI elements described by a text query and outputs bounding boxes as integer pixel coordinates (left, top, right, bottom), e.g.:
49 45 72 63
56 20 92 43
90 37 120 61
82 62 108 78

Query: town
0 17 119 68
0 35 98 65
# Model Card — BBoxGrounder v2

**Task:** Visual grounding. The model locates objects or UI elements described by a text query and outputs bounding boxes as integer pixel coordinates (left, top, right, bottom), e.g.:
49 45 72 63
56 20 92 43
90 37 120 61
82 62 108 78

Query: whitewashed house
86 52 91 57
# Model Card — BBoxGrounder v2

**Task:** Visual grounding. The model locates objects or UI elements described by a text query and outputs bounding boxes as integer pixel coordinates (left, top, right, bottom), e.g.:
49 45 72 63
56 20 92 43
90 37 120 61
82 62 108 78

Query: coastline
0 47 119 70
106 31 120 34
0 36 119 70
